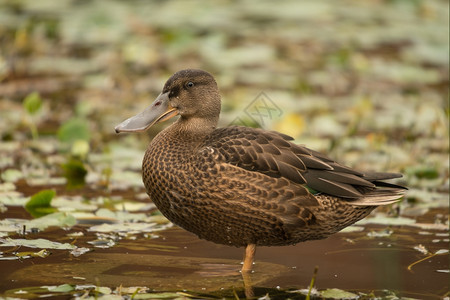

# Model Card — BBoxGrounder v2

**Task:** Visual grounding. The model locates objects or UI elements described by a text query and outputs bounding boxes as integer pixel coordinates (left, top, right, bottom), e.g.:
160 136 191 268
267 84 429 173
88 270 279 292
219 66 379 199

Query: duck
115 69 406 272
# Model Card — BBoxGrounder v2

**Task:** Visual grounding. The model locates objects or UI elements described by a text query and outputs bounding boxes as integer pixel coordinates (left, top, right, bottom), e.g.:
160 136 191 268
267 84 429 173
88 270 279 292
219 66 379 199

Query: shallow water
0 204 448 299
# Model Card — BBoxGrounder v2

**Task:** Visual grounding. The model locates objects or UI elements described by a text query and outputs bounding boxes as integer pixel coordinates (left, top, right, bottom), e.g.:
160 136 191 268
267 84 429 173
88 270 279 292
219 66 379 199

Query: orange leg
241 244 256 272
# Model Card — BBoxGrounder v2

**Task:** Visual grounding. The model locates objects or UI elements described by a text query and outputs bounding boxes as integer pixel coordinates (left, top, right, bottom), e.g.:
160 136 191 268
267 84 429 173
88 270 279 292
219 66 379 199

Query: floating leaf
71 140 90 159
1 169 24 182
23 92 42 115
320 288 358 299
355 214 416 226
367 229 393 238
57 118 91 144
26 190 55 207
413 244 429 255
25 212 77 231
15 249 50 258
88 221 171 233
48 284 74 292
62 158 87 189
436 269 450 273
95 286 112 294
412 166 439 180
52 196 97 212
435 249 449 255
25 189 56 218
70 247 90 257
0 238 76 250
133 292 183 299
339 226 365 233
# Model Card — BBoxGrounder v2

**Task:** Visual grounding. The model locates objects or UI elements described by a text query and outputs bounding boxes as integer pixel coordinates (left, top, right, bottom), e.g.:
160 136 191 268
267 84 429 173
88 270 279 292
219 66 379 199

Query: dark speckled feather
118 69 406 250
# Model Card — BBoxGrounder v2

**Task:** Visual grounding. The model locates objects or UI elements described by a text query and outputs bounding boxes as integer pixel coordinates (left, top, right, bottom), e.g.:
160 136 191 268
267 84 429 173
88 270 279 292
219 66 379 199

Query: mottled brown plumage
115 69 406 271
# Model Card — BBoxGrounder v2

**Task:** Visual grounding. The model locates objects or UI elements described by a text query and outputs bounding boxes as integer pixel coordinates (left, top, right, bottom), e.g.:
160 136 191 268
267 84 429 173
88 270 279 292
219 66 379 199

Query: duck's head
115 69 221 133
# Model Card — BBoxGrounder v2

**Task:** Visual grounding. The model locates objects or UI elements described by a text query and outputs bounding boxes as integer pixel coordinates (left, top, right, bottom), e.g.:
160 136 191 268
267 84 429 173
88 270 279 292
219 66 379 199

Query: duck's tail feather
350 182 407 206
362 171 403 181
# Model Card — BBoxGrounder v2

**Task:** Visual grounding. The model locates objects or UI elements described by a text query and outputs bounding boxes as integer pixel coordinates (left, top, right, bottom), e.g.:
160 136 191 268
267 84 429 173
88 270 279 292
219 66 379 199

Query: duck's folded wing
205 126 308 183
204 126 405 199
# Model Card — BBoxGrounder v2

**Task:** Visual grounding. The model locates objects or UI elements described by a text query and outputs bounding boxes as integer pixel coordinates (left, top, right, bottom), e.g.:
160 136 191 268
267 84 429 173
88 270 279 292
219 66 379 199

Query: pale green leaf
25 189 56 218
23 92 42 115
320 288 358 299
48 284 74 292
57 118 91 144
0 238 76 250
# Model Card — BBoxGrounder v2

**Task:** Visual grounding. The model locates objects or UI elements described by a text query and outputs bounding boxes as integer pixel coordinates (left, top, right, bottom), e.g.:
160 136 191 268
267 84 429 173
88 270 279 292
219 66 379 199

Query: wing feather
203 126 405 200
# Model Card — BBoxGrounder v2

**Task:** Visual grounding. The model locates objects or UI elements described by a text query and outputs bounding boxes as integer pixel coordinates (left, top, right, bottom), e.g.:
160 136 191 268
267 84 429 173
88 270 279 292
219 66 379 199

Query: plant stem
306 266 319 300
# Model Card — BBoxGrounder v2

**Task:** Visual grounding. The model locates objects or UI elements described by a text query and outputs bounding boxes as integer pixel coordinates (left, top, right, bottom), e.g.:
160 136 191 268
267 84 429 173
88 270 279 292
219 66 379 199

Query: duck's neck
153 116 218 152
169 116 218 142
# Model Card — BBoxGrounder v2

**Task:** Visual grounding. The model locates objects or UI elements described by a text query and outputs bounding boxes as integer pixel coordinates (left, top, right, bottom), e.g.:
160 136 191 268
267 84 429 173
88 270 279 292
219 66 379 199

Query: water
0 205 448 299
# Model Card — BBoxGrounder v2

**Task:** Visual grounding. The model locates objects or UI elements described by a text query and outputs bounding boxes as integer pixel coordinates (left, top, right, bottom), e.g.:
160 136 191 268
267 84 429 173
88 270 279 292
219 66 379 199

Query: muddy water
0 205 448 299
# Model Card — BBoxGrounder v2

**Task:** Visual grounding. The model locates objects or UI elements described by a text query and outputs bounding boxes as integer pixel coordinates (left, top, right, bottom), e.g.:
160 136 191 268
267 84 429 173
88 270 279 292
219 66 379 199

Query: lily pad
355 214 416 226
23 92 43 115
25 189 56 218
88 221 171 234
95 208 148 222
25 212 77 231
15 249 50 259
52 196 98 212
48 284 75 292
62 158 88 189
57 118 91 144
320 288 358 299
1 169 24 182
0 238 76 250
339 225 365 233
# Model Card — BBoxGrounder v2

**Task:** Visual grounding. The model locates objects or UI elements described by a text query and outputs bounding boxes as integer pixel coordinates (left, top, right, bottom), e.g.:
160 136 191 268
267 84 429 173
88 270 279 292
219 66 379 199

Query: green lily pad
23 92 43 115
95 286 112 294
409 166 440 180
62 158 88 189
320 288 358 299
25 189 57 218
57 118 91 144
48 284 74 292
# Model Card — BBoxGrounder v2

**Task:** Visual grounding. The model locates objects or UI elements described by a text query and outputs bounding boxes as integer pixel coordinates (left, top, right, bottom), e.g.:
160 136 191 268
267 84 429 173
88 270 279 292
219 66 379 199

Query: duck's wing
204 126 405 199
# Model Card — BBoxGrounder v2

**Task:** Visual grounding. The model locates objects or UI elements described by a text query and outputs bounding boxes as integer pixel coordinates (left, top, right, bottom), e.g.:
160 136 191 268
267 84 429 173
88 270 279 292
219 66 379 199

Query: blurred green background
0 0 448 195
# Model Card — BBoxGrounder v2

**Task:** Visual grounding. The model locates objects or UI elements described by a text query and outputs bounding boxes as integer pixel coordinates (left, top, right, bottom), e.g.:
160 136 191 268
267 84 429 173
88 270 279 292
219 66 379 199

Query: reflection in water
242 271 254 299
194 263 240 277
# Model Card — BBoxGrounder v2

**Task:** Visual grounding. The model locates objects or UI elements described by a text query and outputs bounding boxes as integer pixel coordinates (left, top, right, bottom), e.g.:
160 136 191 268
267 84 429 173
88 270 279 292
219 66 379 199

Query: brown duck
115 69 406 272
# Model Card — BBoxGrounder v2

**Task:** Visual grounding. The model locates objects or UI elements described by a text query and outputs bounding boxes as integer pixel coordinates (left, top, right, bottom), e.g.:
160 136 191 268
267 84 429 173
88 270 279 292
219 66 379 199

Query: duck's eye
186 81 194 88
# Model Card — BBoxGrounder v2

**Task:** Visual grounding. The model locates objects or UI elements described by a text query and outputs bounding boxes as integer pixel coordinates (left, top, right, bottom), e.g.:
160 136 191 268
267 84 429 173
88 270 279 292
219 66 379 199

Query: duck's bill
115 92 178 133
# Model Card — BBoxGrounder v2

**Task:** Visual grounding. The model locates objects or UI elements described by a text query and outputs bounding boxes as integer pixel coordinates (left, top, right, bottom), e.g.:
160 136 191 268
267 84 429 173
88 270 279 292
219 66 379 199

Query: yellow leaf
273 113 305 138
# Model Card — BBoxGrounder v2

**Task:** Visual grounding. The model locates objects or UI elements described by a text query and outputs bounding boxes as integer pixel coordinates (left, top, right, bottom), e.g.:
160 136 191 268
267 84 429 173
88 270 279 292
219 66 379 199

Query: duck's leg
242 268 255 298
241 243 256 272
